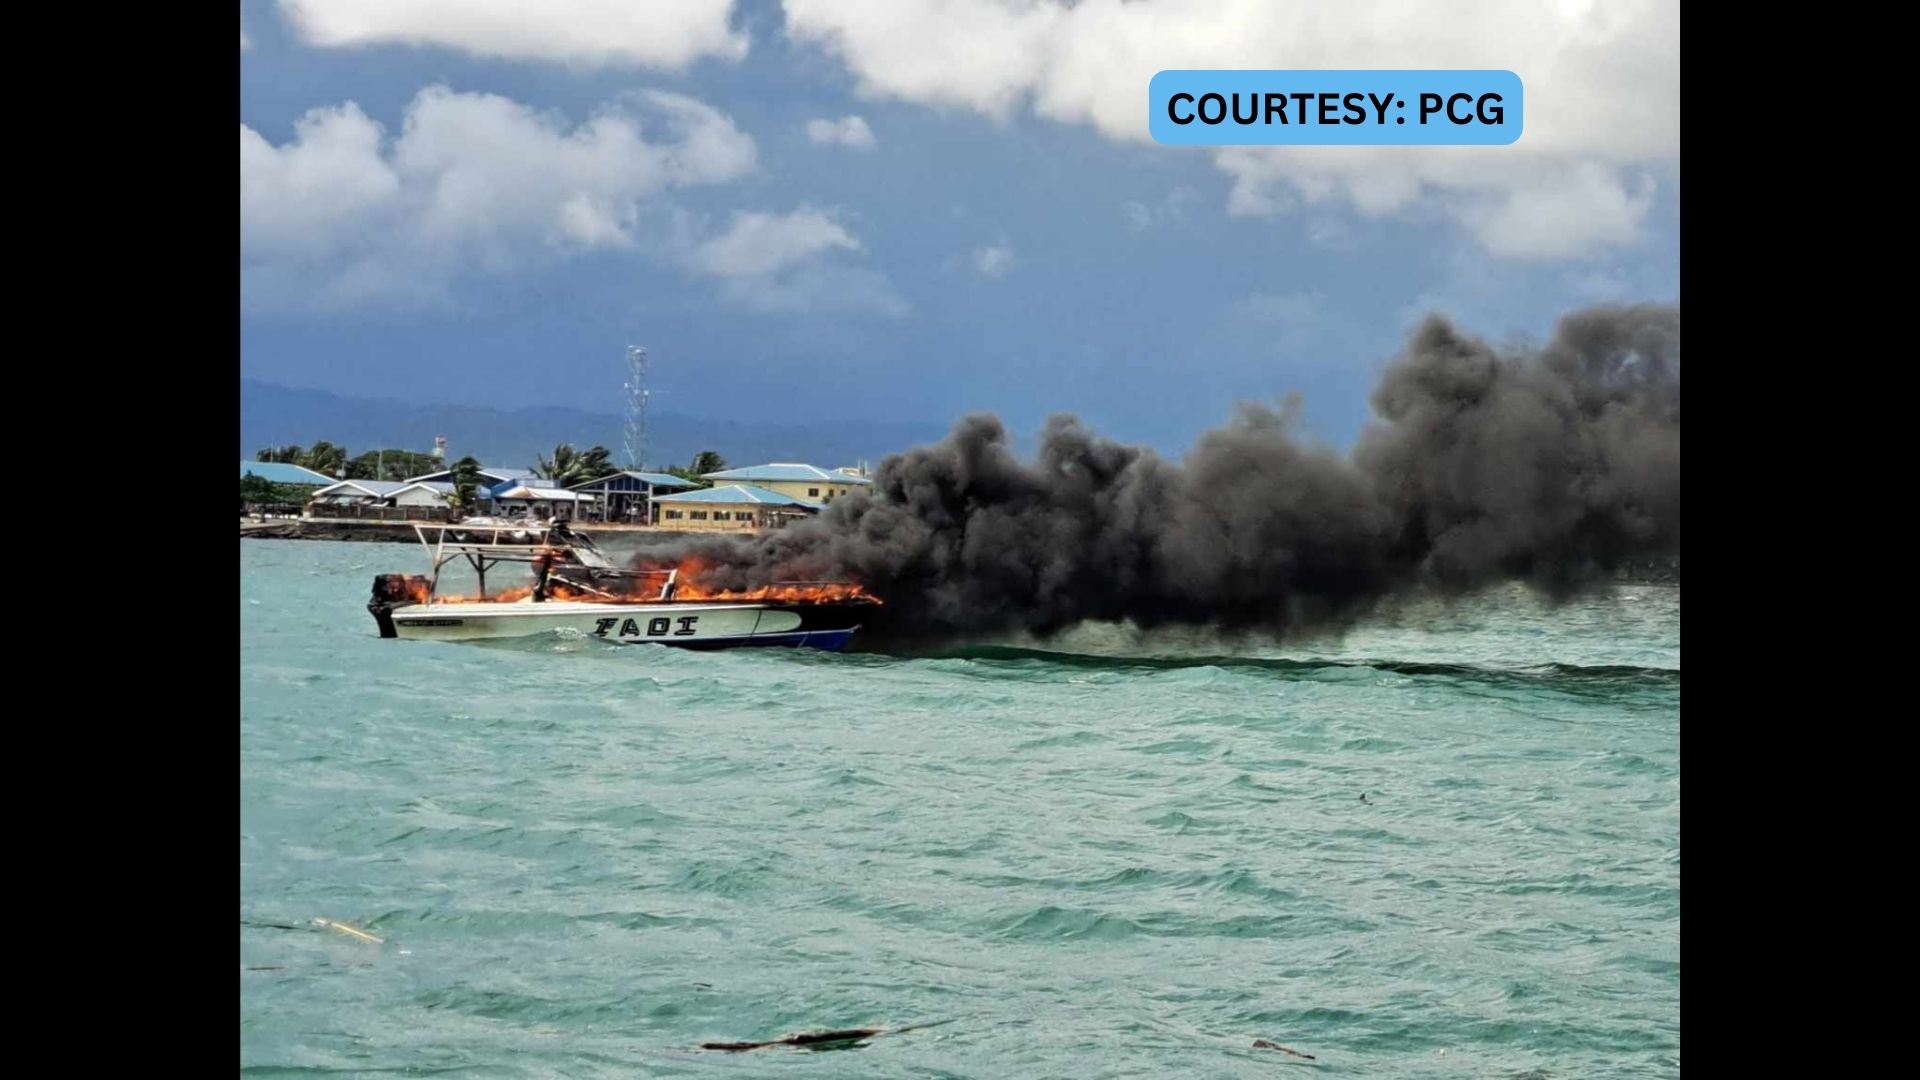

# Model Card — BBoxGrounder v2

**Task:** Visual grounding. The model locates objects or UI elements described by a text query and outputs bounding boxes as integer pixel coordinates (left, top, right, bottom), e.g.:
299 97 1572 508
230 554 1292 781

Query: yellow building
651 484 819 531
698 463 872 506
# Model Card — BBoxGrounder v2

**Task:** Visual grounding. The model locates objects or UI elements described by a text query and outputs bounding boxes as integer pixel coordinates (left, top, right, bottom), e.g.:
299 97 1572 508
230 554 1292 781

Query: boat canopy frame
410 521 675 601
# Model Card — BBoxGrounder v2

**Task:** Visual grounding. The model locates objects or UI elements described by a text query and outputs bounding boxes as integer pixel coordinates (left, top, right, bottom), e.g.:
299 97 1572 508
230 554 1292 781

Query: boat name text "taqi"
593 616 700 638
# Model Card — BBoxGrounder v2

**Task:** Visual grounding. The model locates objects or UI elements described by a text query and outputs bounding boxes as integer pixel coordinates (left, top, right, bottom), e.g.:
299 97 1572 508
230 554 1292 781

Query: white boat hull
381 598 865 651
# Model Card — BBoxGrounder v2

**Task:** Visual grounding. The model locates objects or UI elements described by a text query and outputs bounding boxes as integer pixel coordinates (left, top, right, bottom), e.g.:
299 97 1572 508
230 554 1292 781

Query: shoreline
240 517 707 546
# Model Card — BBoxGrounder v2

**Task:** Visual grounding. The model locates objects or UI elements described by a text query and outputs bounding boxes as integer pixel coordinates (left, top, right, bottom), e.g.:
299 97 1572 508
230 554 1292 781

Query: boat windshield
550 522 613 567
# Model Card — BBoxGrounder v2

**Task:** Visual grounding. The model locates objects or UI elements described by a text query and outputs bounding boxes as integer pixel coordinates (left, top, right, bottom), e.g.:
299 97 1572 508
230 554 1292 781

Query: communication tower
623 345 649 470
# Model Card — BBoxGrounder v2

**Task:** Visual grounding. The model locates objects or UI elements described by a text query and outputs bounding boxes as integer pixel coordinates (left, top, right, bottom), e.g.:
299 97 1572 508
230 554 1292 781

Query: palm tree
450 456 483 508
534 444 580 485
688 450 727 477
575 444 614 482
534 444 615 487
305 440 349 477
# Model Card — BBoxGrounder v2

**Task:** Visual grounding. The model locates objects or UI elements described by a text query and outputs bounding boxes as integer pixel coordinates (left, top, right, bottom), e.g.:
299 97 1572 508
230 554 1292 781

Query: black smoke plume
651 304 1678 647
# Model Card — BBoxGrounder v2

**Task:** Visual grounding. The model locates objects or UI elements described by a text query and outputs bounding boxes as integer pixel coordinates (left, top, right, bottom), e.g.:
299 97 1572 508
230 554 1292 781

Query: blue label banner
1148 70 1523 146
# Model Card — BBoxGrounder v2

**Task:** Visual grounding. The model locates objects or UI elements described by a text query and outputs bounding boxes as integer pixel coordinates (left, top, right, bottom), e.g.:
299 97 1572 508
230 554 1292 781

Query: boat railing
546 565 678 601
412 522 675 601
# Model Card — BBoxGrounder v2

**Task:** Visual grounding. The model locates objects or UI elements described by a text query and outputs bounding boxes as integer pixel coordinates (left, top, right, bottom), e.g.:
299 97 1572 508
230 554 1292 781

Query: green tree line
250 443 732 507
254 443 443 481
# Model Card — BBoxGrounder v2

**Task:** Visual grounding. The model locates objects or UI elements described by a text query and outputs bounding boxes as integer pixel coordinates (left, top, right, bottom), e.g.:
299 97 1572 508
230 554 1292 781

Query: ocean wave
897 645 1678 688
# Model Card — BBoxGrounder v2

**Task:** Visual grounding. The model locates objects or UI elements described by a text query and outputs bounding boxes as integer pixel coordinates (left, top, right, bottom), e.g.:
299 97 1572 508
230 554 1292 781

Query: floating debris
245 965 285 971
240 919 301 931
1252 1039 1317 1060
703 1028 881 1052
701 1018 955 1052
312 918 385 944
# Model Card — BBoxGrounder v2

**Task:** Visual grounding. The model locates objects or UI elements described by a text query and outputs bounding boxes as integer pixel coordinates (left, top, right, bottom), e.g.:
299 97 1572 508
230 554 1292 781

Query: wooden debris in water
701 1018 954 1052
311 918 385 944
703 1028 881 1052
240 919 301 931
1252 1039 1317 1059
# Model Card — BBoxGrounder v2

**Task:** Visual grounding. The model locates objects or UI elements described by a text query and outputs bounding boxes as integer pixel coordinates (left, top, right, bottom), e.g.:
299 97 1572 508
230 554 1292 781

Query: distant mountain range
241 379 950 473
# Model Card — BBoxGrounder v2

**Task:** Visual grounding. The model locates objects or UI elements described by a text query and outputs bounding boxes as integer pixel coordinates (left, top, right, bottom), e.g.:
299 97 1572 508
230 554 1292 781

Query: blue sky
240 1 1679 455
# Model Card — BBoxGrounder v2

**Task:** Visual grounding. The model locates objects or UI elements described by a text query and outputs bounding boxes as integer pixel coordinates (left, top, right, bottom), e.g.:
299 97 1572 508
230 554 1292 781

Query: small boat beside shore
367 522 876 651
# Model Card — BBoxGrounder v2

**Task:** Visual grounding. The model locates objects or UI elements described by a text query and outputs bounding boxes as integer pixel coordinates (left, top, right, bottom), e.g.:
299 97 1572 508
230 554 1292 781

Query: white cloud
687 209 906 316
805 115 876 148
688 208 860 278
783 0 1678 259
239 102 403 261
241 86 760 305
278 0 747 69
971 243 1015 278
241 28 251 50
786 0 1059 117
1462 163 1656 259
240 89 901 314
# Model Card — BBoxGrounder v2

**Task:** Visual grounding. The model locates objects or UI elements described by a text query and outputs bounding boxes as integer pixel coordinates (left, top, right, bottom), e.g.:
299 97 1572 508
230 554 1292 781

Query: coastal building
698 463 872 506
486 483 597 520
308 479 407 505
388 481 457 507
307 474 453 507
242 461 336 486
397 466 587 516
403 466 540 488
309 479 454 507
306 479 458 518
650 484 819 531
243 460 337 516
567 470 701 524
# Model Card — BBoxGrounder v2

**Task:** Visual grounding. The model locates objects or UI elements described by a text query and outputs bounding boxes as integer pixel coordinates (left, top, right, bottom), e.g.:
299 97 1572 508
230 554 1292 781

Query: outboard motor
368 573 430 638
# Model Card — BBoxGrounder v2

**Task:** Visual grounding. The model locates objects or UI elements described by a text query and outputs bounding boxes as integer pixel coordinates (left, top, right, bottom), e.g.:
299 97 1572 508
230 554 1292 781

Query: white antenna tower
623 345 649 469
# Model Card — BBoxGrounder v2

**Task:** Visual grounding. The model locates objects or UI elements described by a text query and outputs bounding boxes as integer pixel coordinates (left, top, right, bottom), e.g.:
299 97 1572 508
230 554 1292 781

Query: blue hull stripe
615 629 857 652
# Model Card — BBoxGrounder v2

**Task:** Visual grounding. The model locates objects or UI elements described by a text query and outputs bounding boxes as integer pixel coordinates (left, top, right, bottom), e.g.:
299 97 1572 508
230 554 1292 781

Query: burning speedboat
367 522 877 651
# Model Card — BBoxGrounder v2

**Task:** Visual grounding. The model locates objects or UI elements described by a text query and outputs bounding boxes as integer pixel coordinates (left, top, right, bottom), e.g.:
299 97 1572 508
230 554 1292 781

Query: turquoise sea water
240 540 1679 1077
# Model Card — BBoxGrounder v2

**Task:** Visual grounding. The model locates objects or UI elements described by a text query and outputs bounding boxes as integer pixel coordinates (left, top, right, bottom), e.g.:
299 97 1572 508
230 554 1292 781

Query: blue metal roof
312 479 408 498
700 463 872 485
243 461 335 485
481 476 562 497
567 470 700 491
651 484 820 507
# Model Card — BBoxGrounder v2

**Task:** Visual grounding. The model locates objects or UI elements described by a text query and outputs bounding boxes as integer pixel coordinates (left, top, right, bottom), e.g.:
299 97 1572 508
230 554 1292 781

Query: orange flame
643 556 880 604
671 579 878 603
